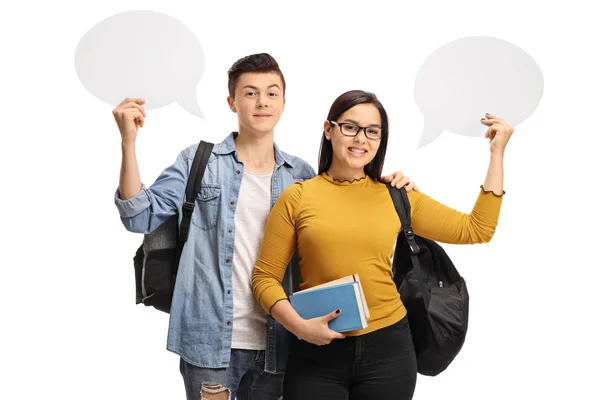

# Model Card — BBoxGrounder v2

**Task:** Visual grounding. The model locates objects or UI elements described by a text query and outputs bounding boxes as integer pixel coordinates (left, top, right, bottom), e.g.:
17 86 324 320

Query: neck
235 128 276 173
326 162 366 182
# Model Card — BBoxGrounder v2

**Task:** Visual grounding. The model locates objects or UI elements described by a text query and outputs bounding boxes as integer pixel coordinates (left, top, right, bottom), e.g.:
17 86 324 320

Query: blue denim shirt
114 132 315 372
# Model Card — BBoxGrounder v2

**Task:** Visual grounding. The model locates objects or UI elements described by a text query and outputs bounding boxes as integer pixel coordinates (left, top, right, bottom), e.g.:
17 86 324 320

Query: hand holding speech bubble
75 10 204 118
414 36 543 147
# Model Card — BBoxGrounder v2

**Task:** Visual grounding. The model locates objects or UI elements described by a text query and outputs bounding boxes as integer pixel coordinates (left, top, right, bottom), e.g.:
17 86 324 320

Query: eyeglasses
329 121 383 140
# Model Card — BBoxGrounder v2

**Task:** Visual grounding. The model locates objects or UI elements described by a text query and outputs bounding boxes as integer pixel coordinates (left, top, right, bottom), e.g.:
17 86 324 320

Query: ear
281 97 286 114
323 120 332 140
227 96 236 113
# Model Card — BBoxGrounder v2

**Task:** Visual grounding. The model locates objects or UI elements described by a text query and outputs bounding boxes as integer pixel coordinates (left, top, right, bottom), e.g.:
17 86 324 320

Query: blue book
289 279 369 333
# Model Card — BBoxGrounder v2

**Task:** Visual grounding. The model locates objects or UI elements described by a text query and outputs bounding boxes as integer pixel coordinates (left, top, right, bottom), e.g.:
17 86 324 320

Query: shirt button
226 259 231 263
236 170 241 174
228 229 232 233
227 290 231 294
230 201 235 206
226 321 231 326
274 177 277 182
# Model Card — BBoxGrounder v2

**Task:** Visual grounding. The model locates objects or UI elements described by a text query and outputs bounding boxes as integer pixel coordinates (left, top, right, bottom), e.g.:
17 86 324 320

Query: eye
345 124 359 132
245 91 256 97
367 128 380 135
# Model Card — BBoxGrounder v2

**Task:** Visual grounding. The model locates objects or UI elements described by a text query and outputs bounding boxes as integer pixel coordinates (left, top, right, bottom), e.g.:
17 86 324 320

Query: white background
1 0 599 399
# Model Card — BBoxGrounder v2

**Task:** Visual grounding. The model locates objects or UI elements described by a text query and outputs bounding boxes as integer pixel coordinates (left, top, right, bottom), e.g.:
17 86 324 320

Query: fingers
391 175 408 189
380 174 395 183
324 309 341 322
483 112 504 121
113 99 147 122
481 112 506 126
113 105 146 129
118 97 145 107
485 125 497 139
118 102 147 118
127 109 145 128
390 175 418 191
381 171 416 190
331 331 346 340
404 180 415 192
480 117 502 126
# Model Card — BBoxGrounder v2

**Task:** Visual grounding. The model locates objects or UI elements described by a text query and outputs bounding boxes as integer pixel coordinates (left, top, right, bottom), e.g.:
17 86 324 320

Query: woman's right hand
298 309 346 346
113 98 147 142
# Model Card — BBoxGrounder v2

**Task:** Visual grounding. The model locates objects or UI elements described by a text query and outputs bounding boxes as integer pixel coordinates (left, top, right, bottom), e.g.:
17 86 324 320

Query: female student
252 89 513 399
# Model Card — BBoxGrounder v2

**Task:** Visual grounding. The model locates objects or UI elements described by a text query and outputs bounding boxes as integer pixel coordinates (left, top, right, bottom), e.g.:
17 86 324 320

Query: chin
346 161 370 171
253 125 276 135
240 121 275 135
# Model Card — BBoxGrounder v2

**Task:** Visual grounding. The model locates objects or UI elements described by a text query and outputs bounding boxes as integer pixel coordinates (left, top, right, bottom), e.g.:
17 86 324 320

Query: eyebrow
242 84 282 91
342 119 382 128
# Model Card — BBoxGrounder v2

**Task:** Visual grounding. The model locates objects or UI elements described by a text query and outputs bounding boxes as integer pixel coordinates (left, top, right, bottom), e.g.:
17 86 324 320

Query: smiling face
324 103 382 179
227 72 285 137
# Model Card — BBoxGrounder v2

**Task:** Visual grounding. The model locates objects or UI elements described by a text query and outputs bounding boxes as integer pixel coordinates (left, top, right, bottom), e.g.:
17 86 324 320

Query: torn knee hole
201 383 231 400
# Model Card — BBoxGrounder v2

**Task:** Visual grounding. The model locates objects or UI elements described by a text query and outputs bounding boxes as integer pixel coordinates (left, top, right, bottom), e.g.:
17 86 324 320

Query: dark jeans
180 349 283 400
283 316 417 400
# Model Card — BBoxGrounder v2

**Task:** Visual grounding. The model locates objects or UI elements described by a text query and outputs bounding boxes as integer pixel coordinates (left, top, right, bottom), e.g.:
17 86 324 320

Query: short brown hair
227 53 286 98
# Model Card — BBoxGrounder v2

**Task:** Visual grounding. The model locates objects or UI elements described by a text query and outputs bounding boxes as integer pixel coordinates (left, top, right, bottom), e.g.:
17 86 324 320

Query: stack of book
289 274 370 332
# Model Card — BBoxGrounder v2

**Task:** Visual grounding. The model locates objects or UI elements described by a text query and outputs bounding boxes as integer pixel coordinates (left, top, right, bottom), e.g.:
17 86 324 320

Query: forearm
271 299 307 338
119 140 142 200
482 152 504 196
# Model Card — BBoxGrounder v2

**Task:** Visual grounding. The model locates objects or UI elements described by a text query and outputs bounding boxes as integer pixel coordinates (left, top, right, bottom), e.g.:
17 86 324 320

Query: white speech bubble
75 10 204 117
414 36 543 147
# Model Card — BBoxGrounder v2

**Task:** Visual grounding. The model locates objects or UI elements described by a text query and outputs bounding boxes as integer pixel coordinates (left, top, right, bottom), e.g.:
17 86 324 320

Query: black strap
386 184 426 285
176 141 214 261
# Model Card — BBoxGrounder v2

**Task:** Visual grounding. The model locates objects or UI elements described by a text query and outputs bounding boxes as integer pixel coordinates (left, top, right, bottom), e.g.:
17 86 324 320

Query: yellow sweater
252 173 503 336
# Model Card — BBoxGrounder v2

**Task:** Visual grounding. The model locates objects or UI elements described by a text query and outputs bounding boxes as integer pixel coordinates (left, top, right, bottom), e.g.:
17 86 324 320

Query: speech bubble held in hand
414 36 543 147
75 10 205 117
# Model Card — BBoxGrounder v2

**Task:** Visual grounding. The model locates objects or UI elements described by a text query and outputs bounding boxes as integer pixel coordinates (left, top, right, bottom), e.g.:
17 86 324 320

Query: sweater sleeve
408 186 504 244
252 182 303 314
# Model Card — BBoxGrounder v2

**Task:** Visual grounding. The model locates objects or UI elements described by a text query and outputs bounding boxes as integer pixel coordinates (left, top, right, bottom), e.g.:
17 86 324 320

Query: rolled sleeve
114 183 152 218
113 150 190 234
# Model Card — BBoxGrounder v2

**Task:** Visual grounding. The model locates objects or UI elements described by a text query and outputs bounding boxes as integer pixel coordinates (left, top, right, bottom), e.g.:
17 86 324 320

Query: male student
113 53 416 400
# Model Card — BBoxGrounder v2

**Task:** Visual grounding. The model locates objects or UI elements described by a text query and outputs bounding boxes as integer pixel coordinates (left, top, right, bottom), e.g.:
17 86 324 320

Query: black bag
133 141 214 313
387 185 469 376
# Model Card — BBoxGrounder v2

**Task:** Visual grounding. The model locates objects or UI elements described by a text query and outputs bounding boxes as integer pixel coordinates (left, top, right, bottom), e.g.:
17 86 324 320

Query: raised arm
112 97 189 234
408 113 514 244
114 98 146 199
480 112 513 195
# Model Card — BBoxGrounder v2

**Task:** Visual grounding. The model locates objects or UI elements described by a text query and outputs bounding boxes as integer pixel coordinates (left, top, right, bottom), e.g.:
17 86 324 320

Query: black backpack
387 185 469 376
133 141 214 313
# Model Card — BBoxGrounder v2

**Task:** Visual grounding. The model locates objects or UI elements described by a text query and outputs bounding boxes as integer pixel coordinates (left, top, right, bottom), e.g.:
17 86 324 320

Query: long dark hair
318 90 389 181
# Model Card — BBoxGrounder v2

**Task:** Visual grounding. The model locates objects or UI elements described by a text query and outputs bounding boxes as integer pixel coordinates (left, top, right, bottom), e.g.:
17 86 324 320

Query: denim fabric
114 132 315 371
180 350 283 400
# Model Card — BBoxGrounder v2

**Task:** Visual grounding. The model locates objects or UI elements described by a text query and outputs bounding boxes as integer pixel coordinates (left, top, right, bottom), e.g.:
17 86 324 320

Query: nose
353 129 367 143
256 93 269 108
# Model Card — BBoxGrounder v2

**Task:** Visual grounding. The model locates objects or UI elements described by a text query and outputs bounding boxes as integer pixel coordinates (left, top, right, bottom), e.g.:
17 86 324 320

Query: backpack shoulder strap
386 184 422 278
387 184 411 230
179 141 214 246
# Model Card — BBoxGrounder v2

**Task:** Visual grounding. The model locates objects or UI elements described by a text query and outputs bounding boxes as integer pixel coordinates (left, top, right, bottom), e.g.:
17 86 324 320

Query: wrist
288 317 307 337
121 139 136 151
490 150 504 160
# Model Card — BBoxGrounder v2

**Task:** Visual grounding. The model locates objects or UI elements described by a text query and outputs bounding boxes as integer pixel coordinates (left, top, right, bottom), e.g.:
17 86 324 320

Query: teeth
349 148 365 154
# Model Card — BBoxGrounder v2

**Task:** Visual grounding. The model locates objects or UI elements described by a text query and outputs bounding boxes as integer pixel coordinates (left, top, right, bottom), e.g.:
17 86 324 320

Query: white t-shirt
231 170 273 350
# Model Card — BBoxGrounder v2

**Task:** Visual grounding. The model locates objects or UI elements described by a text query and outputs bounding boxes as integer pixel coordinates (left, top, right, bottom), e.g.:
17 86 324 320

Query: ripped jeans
180 350 283 400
